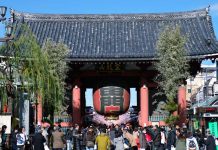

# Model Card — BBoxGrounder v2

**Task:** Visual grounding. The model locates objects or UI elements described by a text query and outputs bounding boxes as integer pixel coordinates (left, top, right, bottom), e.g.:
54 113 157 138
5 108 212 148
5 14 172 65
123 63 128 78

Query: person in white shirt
186 131 199 150
16 128 26 150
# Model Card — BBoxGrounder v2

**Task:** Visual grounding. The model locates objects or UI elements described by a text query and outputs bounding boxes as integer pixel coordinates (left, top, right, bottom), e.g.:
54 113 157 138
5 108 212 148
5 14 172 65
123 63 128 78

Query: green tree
0 24 69 116
155 26 189 124
42 39 69 115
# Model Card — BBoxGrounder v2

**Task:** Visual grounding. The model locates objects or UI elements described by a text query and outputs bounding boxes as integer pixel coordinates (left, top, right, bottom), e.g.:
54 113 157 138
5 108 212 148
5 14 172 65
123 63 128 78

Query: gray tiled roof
14 8 218 61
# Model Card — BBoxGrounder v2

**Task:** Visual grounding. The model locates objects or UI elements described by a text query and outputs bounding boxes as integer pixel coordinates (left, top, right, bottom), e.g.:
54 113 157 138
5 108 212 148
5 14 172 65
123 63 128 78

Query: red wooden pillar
139 81 149 127
178 85 187 125
72 84 81 125
37 95 43 125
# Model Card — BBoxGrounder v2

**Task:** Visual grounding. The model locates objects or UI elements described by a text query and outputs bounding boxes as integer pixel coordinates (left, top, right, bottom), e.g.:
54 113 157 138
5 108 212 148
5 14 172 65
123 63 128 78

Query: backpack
188 139 196 150
17 134 25 145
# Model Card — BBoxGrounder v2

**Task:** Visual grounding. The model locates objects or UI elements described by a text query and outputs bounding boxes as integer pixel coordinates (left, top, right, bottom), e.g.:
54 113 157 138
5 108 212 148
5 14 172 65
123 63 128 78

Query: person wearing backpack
186 131 199 150
204 129 216 150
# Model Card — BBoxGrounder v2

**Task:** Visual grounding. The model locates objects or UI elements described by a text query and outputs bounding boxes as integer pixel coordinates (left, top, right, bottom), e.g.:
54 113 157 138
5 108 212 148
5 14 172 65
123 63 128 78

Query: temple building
13 8 218 126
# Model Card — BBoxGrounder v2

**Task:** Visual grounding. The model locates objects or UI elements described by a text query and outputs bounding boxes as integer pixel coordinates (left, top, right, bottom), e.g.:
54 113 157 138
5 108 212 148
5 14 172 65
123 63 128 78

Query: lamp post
0 6 7 21
0 5 14 113
0 6 14 42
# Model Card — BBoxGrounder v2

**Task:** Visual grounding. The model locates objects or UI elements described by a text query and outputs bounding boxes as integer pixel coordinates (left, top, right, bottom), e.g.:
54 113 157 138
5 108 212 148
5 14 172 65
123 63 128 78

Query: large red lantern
93 86 130 117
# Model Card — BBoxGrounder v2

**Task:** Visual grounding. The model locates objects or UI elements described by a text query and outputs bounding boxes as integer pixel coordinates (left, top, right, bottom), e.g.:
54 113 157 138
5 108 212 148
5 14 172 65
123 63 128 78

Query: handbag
86 141 94 147
171 145 176 150
94 144 97 150
44 144 49 150
124 143 130 149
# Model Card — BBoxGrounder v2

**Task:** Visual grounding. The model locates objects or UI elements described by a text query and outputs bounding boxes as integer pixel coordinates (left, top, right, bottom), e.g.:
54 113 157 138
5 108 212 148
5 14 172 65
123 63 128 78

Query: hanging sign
208 122 218 138
97 63 123 72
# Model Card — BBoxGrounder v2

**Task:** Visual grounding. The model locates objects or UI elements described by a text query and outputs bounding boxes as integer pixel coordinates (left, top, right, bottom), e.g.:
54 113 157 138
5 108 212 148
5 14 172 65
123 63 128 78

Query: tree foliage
0 24 69 115
155 26 189 124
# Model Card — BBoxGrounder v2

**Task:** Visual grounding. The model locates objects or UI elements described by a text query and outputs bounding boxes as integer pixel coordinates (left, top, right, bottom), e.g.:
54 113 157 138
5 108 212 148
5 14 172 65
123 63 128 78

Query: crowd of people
0 122 217 150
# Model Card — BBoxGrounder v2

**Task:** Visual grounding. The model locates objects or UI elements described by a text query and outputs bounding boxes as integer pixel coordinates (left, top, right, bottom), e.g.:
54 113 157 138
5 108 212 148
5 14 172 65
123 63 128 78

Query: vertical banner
208 122 218 138
19 93 29 135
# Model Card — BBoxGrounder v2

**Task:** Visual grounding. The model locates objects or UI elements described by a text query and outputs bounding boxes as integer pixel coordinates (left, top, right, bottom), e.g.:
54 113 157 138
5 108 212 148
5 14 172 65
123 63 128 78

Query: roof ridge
14 8 208 21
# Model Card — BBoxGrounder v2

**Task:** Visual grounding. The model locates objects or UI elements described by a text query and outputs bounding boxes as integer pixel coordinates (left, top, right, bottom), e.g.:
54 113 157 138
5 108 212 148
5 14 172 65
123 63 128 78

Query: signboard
203 113 218 117
208 122 218 138
193 120 199 130
0 115 11 134
96 63 123 72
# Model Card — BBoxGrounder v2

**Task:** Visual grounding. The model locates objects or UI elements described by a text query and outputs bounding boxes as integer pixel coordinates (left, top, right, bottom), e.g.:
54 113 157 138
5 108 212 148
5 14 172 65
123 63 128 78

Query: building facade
12 8 218 126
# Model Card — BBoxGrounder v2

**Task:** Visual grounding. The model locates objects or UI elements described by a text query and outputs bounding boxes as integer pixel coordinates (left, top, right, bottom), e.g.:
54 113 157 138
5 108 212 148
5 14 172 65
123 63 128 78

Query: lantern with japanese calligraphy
93 86 130 117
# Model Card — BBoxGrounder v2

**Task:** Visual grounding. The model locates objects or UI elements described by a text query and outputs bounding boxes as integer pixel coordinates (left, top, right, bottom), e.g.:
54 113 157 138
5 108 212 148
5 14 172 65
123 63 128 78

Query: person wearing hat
205 129 216 150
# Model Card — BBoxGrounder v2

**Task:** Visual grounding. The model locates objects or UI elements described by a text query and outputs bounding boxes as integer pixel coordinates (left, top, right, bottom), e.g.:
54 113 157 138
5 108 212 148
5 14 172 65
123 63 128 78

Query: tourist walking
144 127 152 150
52 126 65 150
152 125 161 150
95 128 111 150
16 128 26 150
186 131 199 150
11 127 18 150
166 125 176 150
73 124 82 150
109 125 116 150
113 129 124 150
32 128 46 150
66 128 73 150
160 127 166 150
175 128 186 150
123 128 137 150
205 129 216 150
138 128 147 150
0 127 2 149
84 127 95 150
1 125 7 149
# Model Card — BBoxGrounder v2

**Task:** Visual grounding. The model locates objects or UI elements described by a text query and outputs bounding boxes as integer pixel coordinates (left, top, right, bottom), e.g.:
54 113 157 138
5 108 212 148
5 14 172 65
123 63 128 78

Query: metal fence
149 115 167 122
53 115 72 123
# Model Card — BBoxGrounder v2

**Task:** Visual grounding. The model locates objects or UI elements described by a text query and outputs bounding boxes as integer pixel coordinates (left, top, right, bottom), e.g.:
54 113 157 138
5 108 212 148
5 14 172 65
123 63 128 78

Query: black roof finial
206 5 210 13
206 5 210 21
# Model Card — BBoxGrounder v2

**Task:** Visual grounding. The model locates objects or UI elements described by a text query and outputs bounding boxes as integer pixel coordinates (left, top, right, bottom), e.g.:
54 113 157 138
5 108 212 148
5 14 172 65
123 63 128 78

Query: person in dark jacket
151 125 161 150
32 128 46 150
1 125 7 149
167 125 176 150
66 128 73 150
11 127 18 150
109 125 116 150
139 128 147 150
73 124 82 150
205 129 216 150
84 127 96 150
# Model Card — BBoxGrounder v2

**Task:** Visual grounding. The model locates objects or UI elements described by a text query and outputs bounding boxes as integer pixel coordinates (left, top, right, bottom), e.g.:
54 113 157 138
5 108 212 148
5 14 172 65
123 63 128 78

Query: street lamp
0 6 14 42
0 6 7 21
6 24 13 37
0 5 14 114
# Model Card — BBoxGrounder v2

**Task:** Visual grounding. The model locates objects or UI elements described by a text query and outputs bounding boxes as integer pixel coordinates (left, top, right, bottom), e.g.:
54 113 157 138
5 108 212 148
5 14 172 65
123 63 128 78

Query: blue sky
0 0 218 106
